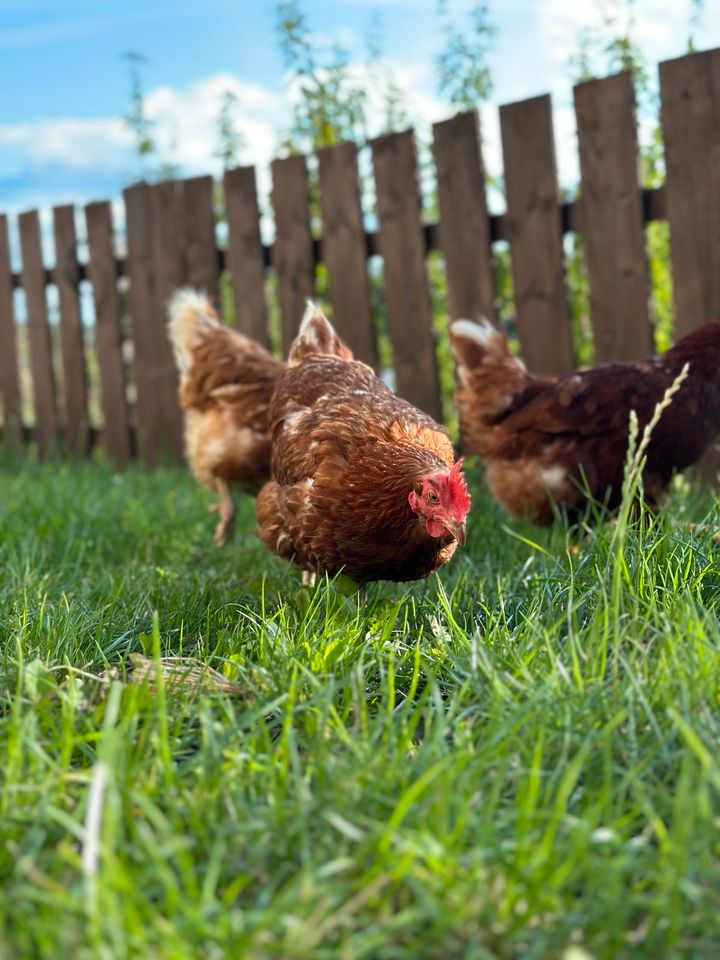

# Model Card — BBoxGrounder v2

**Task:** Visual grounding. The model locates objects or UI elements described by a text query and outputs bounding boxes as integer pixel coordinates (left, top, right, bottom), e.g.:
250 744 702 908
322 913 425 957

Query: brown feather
167 290 285 542
257 308 465 583
450 318 720 525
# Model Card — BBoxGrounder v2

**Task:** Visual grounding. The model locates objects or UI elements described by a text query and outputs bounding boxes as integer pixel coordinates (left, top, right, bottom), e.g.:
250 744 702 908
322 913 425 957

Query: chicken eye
426 490 440 505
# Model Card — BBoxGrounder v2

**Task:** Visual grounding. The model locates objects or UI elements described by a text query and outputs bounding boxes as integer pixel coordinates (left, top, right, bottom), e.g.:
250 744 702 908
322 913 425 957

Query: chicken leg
210 478 236 546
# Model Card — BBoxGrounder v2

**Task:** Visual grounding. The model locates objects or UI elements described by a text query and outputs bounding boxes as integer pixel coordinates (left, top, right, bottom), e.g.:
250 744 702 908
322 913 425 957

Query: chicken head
408 460 470 545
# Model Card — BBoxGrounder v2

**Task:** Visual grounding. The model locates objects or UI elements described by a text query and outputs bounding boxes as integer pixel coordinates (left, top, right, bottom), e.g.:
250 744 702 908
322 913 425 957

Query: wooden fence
1 47 720 467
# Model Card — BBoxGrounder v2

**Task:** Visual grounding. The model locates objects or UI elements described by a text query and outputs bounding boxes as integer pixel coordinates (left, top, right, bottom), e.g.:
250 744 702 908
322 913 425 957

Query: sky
1 0 719 237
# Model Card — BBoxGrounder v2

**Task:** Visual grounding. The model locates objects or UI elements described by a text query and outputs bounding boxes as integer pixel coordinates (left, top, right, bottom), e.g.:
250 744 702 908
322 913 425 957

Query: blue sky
1 0 718 221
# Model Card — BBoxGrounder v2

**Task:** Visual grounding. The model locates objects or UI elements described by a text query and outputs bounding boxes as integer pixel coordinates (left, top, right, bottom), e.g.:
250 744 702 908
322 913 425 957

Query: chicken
449 317 720 526
167 289 285 545
255 304 470 583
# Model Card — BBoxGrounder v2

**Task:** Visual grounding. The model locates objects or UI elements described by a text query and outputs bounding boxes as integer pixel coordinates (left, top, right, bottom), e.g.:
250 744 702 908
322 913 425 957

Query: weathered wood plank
224 165 269 345
432 111 495 321
660 49 720 337
317 141 377 367
85 201 132 466
150 180 184 318
574 72 652 362
660 48 720 482
0 214 22 443
125 182 183 465
371 130 442 421
19 210 58 456
499 94 575 376
271 154 315 353
53 205 90 454
148 180 184 462
181 175 219 303
124 183 156 464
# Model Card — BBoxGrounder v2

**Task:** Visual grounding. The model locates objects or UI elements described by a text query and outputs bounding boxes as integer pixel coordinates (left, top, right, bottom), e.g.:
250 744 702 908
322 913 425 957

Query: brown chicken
167 289 285 544
256 304 470 583
449 317 720 526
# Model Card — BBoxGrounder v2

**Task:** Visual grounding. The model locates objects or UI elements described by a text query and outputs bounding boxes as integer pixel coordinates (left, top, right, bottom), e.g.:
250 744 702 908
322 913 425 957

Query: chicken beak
443 518 467 546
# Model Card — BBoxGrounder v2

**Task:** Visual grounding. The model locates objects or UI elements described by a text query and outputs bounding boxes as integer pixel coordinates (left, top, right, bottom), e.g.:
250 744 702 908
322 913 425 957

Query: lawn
1 454 719 959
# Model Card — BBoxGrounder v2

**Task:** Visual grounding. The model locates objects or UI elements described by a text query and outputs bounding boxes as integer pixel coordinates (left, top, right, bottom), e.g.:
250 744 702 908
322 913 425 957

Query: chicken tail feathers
450 317 533 419
167 288 222 375
288 301 354 366
449 317 512 369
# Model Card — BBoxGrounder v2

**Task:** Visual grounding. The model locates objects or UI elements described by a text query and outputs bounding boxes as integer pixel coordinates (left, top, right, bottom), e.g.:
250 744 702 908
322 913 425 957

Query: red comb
448 459 471 514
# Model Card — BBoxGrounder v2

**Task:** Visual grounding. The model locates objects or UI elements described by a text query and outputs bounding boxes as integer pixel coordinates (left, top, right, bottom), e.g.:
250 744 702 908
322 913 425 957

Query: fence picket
575 72 652 362
500 95 574 376
150 179 183 305
660 49 720 337
149 181 184 462
660 48 720 481
19 210 58 456
271 155 315 353
224 166 269 345
53 205 89 454
2 55 720 486
124 183 155 463
125 182 183 465
85 201 132 466
317 141 377 367
371 130 442 420
432 111 495 321
181 175 219 304
0 214 22 442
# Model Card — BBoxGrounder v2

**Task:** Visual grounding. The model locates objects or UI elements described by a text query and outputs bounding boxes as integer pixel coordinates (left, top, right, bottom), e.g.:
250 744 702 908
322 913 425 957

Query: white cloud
0 73 290 223
144 73 285 174
4 1 720 229
530 0 720 187
538 0 612 71
551 104 580 189
537 0 718 95
0 117 133 171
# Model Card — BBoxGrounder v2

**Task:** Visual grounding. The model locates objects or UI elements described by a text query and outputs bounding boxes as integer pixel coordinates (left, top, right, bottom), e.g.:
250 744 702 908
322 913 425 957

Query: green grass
1 455 720 959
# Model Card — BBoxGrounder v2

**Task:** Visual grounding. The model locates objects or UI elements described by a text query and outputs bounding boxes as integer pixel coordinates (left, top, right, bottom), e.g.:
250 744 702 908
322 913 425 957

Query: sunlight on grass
0 455 719 958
